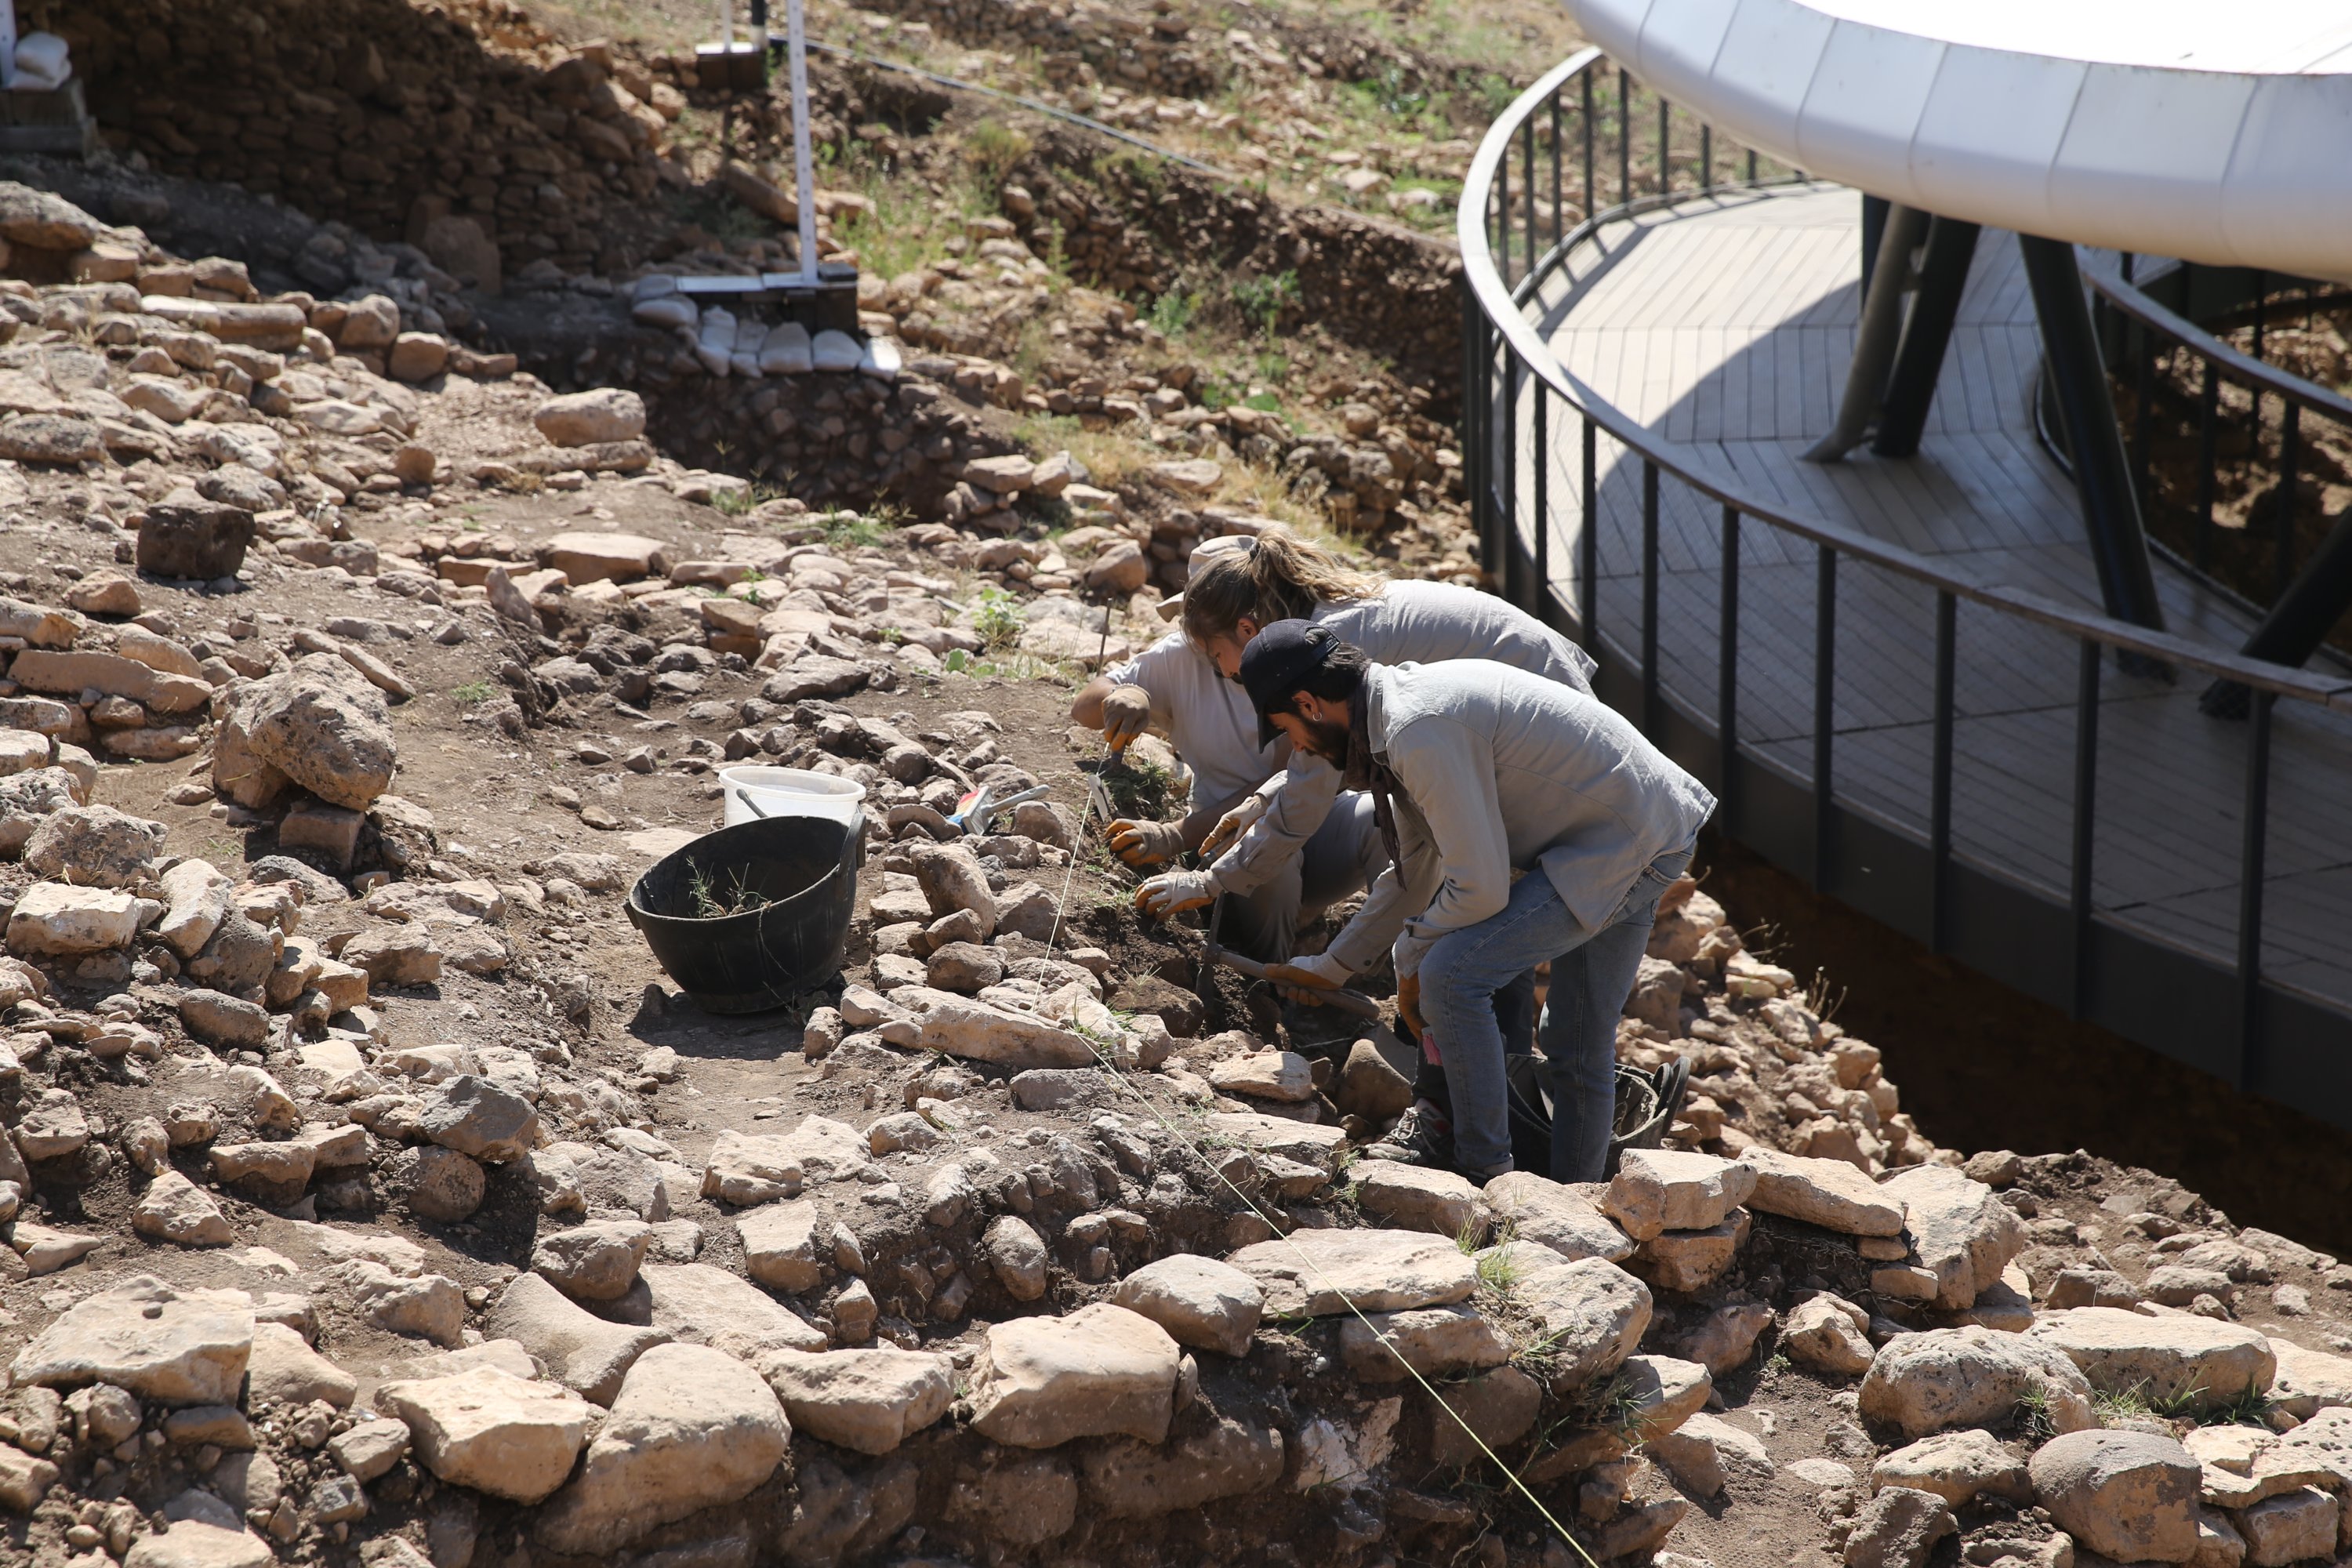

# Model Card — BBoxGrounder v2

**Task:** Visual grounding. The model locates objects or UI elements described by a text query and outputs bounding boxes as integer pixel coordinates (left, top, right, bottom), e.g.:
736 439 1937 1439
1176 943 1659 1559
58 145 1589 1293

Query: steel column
2201 497 2352 717
2018 234 2169 637
1929 591 1956 952
1871 216 1981 458
1641 459 1660 736
1717 506 1740 834
1859 193 1889 289
1807 204 1929 462
1578 419 1598 652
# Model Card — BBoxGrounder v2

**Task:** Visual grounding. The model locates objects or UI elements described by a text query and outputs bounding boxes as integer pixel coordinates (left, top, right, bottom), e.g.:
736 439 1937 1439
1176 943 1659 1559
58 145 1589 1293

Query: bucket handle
732 786 772 820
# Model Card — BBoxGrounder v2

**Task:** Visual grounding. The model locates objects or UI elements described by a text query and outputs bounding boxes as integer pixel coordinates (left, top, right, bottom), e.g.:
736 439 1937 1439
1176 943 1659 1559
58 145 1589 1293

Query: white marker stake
787 0 819 287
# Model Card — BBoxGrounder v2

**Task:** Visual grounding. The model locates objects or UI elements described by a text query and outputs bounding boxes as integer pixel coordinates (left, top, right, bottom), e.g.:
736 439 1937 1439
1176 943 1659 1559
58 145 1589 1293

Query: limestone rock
1110 1255 1265 1359
532 1219 653 1301
1334 1038 1414 1120
2030 1428 2201 1564
1354 1162 1483 1236
1207 1049 1314 1103
1079 1411 1284 1519
125 1520 274 1568
483 1272 668 1404
1340 1303 1512 1383
1429 1364 1546 1466
10 1274 252 1405
7 882 143 954
2267 1337 2352 1421
968 1302 1180 1448
157 858 233 960
1602 1149 1758 1242
641 1262 827 1359
133 1170 232 1247
337 1262 464 1345
909 842 997 935
328 1420 410 1483
535 390 648 448
1509 1255 1653 1392
0 1443 59 1514
702 1117 875 1205
1873 1428 2032 1507
759 1347 953 1455
246 1322 358 1410
2025 1308 2275 1415
23 804 165 888
985 1214 1051 1301
1882 1163 2027 1311
535 1343 789 1554
392 1145 485 1222
1860 1326 2096 1440
419 1075 538 1162
1784 1291 1876 1377
1481 1172 1636 1263
1633 1209 1751 1294
898 986 1098 1069
1226 1227 1478 1316
234 655 397 810
377 1367 593 1504
2236 1487 2339 1567
1746 1147 1907 1236
740 1201 826 1292
1844 1486 1958 1568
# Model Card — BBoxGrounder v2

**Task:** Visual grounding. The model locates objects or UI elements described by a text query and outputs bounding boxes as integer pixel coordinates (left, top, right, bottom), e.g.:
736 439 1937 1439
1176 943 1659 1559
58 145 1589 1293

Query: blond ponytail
1181 526 1386 645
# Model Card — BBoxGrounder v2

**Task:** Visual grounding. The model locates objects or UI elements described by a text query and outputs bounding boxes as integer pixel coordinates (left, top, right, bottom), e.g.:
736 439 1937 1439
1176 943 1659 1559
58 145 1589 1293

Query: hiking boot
1359 1102 1454 1170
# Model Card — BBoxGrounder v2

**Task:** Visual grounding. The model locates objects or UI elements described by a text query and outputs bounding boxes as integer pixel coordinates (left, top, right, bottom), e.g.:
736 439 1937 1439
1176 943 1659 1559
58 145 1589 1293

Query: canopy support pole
1805 202 1929 463
2020 233 2168 646
1871 215 1981 458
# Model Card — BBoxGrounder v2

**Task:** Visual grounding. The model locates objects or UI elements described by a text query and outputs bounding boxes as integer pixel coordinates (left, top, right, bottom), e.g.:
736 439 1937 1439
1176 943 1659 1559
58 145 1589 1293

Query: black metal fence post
1579 418 1598 651
1641 459 1660 736
1717 506 1740 832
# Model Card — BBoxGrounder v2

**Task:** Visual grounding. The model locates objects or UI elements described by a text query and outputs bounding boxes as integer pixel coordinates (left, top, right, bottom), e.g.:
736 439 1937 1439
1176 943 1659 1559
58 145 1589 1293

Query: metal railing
2076 260 2352 655
1459 50 2352 1102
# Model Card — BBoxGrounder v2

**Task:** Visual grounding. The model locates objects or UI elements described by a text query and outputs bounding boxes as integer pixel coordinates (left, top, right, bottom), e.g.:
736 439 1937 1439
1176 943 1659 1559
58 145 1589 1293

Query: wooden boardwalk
1517 183 2352 1011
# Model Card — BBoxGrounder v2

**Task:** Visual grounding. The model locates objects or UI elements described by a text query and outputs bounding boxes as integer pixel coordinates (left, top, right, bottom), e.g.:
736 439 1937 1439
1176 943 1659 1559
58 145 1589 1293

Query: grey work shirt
1211 581 1599 895
1323 659 1716 979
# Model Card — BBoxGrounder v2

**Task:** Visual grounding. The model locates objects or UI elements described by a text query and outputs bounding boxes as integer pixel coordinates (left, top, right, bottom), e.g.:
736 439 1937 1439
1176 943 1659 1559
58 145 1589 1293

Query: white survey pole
786 0 820 287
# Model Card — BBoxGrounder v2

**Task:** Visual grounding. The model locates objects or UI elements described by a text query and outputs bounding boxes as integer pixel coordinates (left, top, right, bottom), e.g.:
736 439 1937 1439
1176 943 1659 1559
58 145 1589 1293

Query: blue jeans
1419 845 1693 1178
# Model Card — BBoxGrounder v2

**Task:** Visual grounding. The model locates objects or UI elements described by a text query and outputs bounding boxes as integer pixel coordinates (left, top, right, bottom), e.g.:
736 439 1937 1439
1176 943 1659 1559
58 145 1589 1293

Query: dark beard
1298 716 1351 765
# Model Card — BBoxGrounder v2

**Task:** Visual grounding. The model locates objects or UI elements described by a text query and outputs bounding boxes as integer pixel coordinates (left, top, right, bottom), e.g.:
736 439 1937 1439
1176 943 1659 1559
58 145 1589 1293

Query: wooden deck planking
1523 181 2352 1014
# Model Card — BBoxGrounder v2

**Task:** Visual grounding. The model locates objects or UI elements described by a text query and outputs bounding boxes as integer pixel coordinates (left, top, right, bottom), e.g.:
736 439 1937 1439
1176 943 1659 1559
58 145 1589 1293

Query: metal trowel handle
1201 940 1385 1021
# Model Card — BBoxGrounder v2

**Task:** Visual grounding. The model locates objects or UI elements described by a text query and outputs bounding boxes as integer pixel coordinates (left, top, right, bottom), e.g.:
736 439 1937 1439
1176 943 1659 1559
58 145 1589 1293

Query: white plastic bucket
720 765 867 829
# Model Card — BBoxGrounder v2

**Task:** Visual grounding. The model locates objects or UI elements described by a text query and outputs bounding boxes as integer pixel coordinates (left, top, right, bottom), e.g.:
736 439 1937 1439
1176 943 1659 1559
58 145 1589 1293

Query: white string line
1033 741 1608 1563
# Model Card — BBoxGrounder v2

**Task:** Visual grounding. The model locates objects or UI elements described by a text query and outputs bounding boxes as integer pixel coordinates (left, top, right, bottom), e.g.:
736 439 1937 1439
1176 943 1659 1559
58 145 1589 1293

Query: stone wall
52 0 673 278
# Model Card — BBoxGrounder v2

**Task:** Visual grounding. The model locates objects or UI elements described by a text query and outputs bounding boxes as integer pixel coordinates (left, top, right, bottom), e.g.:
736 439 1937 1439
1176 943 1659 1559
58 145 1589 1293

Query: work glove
1396 972 1427 1041
1106 817 1185 867
1098 684 1153 752
1134 867 1221 917
1200 791 1270 859
1265 950 1353 1007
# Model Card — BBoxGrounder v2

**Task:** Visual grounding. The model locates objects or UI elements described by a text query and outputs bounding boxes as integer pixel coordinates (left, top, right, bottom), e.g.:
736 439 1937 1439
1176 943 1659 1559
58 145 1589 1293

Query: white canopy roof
1567 0 2352 281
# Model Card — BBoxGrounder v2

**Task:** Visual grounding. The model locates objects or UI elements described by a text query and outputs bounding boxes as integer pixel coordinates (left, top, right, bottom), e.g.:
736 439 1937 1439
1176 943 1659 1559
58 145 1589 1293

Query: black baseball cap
1237 619 1340 746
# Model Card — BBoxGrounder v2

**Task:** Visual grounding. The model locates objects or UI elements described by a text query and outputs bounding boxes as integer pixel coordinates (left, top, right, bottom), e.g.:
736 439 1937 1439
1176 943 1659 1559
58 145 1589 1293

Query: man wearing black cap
1237 621 1715 1185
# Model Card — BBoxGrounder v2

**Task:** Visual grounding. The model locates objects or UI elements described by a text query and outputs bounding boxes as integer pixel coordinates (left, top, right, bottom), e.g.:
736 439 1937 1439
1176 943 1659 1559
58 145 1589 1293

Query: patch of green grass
1474 1240 1523 1296
1148 289 1198 339
965 118 1034 186
1098 754 1176 822
1229 270 1301 337
971 585 1025 652
823 508 887 549
451 681 495 706
712 485 760 517
2015 1382 2058 1443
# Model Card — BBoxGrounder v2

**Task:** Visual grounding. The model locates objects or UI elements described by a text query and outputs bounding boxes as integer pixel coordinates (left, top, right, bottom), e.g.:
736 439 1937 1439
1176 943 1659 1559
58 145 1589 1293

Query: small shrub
451 681 495 706
972 586 1025 652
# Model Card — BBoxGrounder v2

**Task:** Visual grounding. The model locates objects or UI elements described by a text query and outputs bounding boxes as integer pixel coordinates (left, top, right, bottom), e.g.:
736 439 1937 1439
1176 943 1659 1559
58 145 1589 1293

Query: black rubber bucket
624 815 861 1014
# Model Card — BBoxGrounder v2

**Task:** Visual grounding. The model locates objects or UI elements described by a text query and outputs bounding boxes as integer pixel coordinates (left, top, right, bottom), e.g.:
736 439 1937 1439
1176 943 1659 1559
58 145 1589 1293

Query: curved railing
1459 51 2352 1101
2070 261 2352 682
